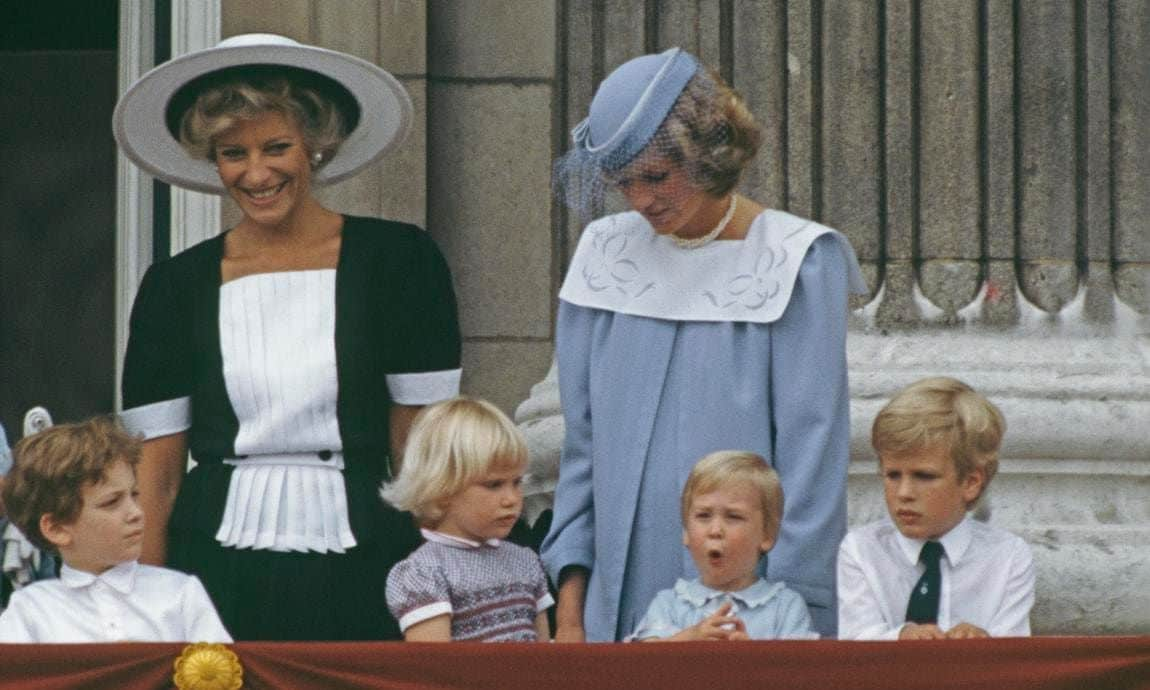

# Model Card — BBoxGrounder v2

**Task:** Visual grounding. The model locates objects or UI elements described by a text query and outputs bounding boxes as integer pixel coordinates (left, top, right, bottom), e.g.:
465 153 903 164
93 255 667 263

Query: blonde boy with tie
837 377 1035 640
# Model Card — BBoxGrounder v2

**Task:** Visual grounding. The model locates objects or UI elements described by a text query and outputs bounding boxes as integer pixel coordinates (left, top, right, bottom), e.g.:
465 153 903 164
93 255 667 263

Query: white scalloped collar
420 528 500 549
672 577 786 609
559 210 865 324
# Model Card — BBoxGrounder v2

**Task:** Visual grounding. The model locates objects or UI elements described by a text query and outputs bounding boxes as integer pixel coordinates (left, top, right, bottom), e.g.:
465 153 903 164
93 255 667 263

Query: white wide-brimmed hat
113 33 412 194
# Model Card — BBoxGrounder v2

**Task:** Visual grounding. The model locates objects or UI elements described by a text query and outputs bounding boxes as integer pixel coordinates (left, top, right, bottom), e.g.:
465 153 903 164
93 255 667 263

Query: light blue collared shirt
631 577 817 640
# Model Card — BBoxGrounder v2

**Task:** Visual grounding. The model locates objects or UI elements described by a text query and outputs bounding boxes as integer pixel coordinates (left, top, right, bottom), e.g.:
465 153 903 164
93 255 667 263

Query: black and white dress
121 215 461 640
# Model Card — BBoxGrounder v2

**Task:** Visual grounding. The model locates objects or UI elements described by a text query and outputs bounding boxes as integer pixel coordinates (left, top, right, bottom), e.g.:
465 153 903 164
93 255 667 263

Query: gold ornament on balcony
173 643 243 690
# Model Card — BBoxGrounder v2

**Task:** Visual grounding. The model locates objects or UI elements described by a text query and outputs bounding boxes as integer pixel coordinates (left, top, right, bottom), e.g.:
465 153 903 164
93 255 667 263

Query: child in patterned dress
382 397 552 641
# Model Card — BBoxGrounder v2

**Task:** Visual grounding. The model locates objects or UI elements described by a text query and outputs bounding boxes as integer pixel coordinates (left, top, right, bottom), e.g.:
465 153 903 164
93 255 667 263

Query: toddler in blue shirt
631 451 814 641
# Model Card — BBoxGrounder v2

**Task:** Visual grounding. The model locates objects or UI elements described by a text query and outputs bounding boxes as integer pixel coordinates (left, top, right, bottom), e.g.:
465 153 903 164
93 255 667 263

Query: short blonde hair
177 67 350 166
680 451 783 543
656 68 761 197
380 397 527 526
1 416 141 552
872 377 1005 501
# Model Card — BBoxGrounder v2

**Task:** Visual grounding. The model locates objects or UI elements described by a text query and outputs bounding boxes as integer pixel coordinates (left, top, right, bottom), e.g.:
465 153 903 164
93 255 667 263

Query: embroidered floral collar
672 577 785 609
60 560 138 594
420 528 500 550
560 209 867 324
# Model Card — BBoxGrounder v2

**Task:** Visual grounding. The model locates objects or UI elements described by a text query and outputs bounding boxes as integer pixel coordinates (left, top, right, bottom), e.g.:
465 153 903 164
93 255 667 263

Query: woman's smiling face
213 110 313 229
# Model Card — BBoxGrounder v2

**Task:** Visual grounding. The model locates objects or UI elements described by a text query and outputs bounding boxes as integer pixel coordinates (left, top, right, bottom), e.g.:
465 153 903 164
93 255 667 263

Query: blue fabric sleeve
776 588 816 638
0 422 11 476
629 589 680 640
539 301 598 584
767 235 852 629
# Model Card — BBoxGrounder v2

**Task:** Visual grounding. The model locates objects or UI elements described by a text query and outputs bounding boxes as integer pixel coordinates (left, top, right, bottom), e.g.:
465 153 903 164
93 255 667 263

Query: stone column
517 0 1150 635
425 1 556 413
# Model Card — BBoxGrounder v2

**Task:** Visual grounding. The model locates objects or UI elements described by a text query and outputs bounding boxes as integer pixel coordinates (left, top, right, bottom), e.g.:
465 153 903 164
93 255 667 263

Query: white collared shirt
0 561 232 643
837 517 1035 640
419 528 502 549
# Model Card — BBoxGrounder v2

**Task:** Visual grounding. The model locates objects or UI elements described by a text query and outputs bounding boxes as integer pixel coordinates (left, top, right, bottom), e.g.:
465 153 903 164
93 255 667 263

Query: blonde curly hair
380 397 527 526
177 68 349 167
872 377 1006 506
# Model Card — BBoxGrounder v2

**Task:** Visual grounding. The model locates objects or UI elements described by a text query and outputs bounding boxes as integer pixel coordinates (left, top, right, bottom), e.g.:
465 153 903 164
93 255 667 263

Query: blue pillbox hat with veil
554 47 709 219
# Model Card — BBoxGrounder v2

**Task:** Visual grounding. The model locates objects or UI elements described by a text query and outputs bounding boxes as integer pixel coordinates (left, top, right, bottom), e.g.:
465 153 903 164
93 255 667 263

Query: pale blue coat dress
0 422 11 476
541 209 866 640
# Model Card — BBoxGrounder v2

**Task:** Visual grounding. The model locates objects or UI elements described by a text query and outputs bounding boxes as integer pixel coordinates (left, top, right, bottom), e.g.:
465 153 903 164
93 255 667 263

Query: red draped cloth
2 638 1149 689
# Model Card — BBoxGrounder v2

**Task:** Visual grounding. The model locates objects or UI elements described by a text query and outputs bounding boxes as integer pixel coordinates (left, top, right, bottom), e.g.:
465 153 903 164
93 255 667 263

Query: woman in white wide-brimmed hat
542 48 868 641
115 34 461 640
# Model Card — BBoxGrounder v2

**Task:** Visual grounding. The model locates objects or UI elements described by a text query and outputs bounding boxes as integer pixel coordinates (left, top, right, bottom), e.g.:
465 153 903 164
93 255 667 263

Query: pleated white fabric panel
215 271 354 553
219 270 342 455
216 454 355 553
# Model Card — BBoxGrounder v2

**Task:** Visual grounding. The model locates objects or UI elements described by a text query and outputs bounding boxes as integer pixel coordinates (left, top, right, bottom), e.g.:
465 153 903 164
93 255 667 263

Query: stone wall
424 2 557 414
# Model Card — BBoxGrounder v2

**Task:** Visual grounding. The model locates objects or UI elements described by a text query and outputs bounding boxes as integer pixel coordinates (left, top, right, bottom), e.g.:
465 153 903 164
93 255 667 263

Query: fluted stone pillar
516 0 1150 635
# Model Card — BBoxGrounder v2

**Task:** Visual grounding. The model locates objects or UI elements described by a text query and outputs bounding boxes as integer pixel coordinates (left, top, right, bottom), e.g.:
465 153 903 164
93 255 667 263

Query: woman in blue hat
542 48 867 641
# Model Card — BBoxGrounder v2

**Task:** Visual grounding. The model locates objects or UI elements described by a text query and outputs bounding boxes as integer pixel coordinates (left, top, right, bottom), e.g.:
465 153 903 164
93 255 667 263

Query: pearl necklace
670 195 738 249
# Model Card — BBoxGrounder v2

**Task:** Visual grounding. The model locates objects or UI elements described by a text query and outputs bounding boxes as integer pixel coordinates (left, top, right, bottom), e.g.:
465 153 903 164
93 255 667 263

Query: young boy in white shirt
0 416 231 643
837 377 1035 640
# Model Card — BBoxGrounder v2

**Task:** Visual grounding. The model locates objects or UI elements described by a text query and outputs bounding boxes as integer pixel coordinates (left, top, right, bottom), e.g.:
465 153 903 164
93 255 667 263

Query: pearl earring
311 151 323 167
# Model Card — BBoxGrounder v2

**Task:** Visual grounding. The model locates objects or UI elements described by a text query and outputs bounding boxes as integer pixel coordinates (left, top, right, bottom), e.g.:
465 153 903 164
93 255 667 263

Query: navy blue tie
905 541 944 624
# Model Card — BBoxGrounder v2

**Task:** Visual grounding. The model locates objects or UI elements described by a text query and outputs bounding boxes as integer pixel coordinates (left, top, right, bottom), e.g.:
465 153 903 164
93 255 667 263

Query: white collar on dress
420 528 500 549
559 210 867 324
893 516 974 567
672 577 785 609
60 559 138 594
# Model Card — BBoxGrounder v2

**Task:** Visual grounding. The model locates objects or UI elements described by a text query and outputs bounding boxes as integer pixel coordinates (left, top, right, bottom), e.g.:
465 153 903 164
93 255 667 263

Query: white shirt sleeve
181 575 233 643
836 534 903 640
0 591 37 642
985 540 1035 637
